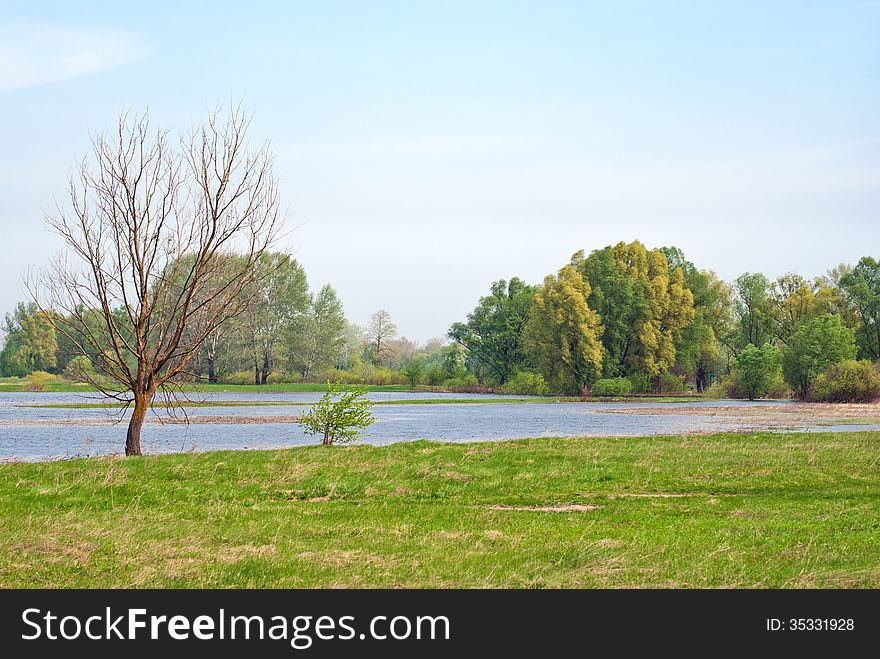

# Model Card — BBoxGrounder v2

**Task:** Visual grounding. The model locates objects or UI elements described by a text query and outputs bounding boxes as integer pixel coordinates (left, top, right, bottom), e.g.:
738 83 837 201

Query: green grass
1 431 879 588
0 378 421 394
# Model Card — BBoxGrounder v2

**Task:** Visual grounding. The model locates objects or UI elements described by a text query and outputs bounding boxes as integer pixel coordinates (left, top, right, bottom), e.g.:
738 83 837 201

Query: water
0 392 875 461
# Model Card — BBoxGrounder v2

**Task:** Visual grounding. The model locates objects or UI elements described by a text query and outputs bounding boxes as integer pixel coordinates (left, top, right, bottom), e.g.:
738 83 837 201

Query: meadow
1 431 878 588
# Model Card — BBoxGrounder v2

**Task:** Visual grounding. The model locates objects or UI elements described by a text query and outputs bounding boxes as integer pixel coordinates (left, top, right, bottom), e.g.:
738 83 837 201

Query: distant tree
0 303 57 376
448 277 535 384
366 310 397 366
734 344 781 400
241 253 310 384
29 107 281 455
783 314 857 400
524 263 604 395
288 284 347 380
662 248 733 390
840 257 880 360
299 383 375 445
733 273 772 349
336 321 365 370
401 355 426 388
767 273 820 346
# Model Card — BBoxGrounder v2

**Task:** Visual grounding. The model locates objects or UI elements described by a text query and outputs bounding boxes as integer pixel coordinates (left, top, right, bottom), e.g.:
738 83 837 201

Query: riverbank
1 431 878 588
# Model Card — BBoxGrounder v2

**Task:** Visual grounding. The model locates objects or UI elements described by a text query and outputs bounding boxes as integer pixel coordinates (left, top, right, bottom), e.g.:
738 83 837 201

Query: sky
1 1 878 343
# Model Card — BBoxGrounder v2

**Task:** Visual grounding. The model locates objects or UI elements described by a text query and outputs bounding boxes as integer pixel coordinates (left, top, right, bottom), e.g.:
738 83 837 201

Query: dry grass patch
488 504 600 512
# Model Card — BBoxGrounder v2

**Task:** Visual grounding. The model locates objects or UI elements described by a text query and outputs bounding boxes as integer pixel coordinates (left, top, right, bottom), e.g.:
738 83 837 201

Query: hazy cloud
0 21 147 92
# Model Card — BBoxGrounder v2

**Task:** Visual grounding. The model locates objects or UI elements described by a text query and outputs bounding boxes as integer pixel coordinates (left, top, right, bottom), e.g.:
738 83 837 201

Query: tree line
449 242 880 401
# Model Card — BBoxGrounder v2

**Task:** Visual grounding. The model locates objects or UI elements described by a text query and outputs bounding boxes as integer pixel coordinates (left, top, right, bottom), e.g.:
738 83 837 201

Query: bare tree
366 309 397 366
29 106 281 455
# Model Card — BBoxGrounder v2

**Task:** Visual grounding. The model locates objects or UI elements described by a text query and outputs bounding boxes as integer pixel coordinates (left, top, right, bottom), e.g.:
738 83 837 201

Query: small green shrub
26 371 56 391
591 377 633 397
498 371 548 396
442 373 480 391
707 371 789 400
221 370 258 385
627 373 651 394
298 382 375 445
811 360 880 403
657 372 687 394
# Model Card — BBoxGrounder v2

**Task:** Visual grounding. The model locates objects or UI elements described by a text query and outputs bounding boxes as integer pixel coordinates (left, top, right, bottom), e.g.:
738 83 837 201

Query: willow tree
29 107 281 455
524 262 605 395
581 241 694 380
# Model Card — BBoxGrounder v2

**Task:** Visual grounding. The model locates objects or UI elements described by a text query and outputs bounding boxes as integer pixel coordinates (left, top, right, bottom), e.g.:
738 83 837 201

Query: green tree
288 284 347 380
839 257 880 360
733 272 772 349
783 314 857 400
448 277 536 384
524 264 604 395
401 355 426 388
767 273 821 346
241 253 310 384
734 344 781 400
298 383 375 445
582 242 694 379
0 303 57 376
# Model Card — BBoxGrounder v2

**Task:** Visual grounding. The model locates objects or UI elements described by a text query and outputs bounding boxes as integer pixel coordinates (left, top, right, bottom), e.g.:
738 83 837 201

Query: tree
733 273 772 349
0 303 58 376
734 344 781 400
366 310 397 366
582 242 694 379
448 277 536 384
661 253 734 391
29 107 281 455
767 273 820 346
288 284 347 380
298 383 375 445
840 257 880 360
524 263 604 395
783 314 857 400
401 355 426 388
241 252 309 384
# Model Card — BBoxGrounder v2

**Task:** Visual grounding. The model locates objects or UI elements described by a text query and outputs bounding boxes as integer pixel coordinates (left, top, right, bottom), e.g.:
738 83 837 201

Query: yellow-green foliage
612 241 695 377
525 264 604 395
25 370 57 391
811 360 880 403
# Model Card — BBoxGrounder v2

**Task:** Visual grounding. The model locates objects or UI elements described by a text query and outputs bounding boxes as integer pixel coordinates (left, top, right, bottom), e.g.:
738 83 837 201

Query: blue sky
1 1 878 341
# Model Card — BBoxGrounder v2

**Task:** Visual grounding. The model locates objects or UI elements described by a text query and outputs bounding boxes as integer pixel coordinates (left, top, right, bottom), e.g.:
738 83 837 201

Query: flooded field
1 392 879 460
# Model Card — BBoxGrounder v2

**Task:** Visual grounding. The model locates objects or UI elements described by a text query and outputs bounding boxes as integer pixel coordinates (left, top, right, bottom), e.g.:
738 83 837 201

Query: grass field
1 431 878 588
0 376 711 403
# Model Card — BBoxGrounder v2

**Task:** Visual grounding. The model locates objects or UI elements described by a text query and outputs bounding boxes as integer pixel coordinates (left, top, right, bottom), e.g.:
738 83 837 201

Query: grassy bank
1 431 878 588
0 378 427 394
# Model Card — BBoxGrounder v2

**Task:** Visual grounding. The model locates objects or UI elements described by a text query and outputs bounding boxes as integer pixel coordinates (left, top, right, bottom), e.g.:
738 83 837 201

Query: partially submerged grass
1 431 878 588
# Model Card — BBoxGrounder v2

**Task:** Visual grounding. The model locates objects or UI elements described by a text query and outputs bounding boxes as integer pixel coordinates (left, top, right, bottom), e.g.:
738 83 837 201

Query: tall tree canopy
0 303 57 376
448 277 535 384
240 252 310 384
840 257 880 360
524 263 604 395
783 314 857 400
287 284 347 380
581 241 694 379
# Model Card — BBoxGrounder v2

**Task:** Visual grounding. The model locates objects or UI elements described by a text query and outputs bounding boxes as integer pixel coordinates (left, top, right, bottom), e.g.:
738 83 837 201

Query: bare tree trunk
322 425 331 445
207 356 217 384
261 351 270 385
254 358 260 386
125 392 149 456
